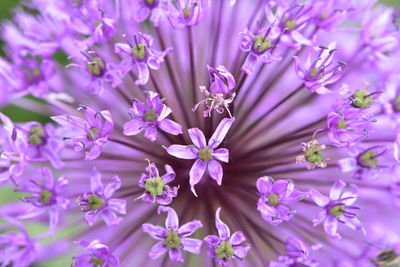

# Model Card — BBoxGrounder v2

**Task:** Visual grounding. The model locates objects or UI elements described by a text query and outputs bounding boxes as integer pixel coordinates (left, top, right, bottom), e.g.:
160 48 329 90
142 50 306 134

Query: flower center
351 89 372 108
305 145 324 163
90 257 105 267
144 177 165 197
88 194 106 211
86 57 105 76
164 231 181 249
358 150 378 168
284 19 297 30
39 189 53 205
329 204 345 216
309 68 323 80
183 8 192 19
336 117 347 129
215 241 234 259
376 249 398 262
88 127 100 141
393 95 400 112
144 109 158 122
253 34 271 53
145 0 156 6
320 13 328 20
28 126 46 145
132 44 147 60
198 147 213 162
268 193 280 206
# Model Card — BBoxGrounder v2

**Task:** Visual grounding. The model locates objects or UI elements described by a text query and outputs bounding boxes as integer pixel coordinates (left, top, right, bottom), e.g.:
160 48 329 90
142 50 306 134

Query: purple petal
337 158 357 173
312 210 327 227
208 118 235 149
158 119 182 136
256 176 273 195
169 248 184 263
340 184 358 206
162 164 176 183
208 160 223 186
85 144 102 160
204 235 220 246
84 212 99 226
142 223 167 240
144 125 157 142
158 206 179 230
90 168 103 192
329 180 346 200
230 231 245 245
189 159 207 197
135 62 149 86
324 216 340 239
104 175 121 199
101 209 122 226
188 128 207 148
233 245 250 258
212 148 229 163
309 189 330 207
182 238 203 254
215 207 230 240
108 198 126 215
165 145 198 159
149 241 168 259
178 220 203 237
123 118 145 136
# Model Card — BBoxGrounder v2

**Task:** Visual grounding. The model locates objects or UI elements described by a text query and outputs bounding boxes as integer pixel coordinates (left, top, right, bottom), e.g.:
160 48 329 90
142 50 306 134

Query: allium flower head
1 0 400 266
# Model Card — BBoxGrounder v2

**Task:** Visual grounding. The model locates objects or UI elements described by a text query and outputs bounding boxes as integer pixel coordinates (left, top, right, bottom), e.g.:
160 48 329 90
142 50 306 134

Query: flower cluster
0 0 400 266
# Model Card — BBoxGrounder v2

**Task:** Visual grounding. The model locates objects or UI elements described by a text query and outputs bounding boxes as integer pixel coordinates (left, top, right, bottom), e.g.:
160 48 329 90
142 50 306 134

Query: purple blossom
72 240 120 267
309 0 353 31
134 0 168 27
167 0 208 29
68 50 121 96
204 208 250 266
256 176 304 225
165 117 234 196
115 33 172 85
193 65 236 117
123 91 182 142
309 180 365 239
239 24 281 74
142 206 203 263
294 43 345 94
52 106 114 160
269 237 319 267
18 167 70 234
137 160 178 205
77 168 126 226
0 217 38 267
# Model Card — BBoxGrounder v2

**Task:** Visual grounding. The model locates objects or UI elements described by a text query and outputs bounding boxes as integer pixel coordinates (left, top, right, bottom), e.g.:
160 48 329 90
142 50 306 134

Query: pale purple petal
329 180 346 200
340 184 358 206
309 189 330 207
337 158 357 172
162 164 176 183
142 223 167 240
208 159 223 186
188 128 207 148
256 176 273 195
178 220 203 236
233 245 250 258
104 175 121 198
158 119 182 135
158 206 179 230
189 159 207 197
149 241 168 259
230 231 245 245
204 235 220 246
215 207 230 240
144 125 158 142
212 148 229 163
108 198 126 215
324 216 340 238
135 62 149 86
208 118 235 149
101 209 122 226
90 168 103 192
169 248 184 263
165 145 198 159
123 118 145 136
312 210 327 226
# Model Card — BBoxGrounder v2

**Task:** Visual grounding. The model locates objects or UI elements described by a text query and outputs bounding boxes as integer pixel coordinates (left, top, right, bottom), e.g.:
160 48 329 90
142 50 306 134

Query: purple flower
256 176 304 225
77 168 126 226
52 106 114 160
165 117 234 196
142 206 203 263
193 65 236 117
134 0 168 27
167 0 208 29
0 217 38 267
19 167 70 234
296 138 328 169
309 180 365 239
68 50 121 96
137 160 179 205
327 104 371 147
269 237 319 267
239 24 281 74
115 33 172 85
309 0 353 31
123 91 182 142
294 43 345 94
72 240 120 267
204 208 250 266
337 145 393 180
